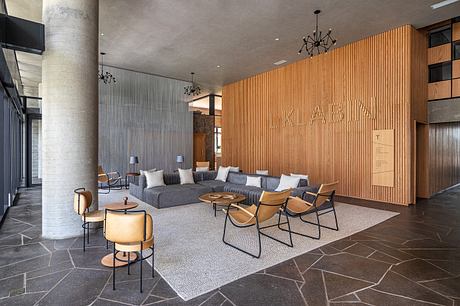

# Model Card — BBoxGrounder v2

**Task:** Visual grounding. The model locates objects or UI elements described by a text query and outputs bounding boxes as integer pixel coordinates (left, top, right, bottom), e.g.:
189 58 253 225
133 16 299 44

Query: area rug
99 190 399 301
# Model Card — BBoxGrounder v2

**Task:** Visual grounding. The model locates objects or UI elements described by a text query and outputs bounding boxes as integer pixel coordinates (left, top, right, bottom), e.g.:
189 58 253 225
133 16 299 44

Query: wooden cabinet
428 43 451 65
428 80 451 100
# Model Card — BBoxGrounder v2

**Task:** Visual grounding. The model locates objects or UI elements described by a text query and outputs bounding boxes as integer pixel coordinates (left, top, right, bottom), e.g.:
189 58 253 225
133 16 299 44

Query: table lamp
129 156 139 173
176 155 184 169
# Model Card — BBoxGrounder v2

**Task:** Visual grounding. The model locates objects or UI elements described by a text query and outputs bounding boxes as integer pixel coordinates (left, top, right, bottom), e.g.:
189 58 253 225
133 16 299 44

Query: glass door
27 114 42 186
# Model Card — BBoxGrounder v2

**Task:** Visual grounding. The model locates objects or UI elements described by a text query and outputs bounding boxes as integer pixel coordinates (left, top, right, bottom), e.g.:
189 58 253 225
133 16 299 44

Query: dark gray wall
99 66 192 175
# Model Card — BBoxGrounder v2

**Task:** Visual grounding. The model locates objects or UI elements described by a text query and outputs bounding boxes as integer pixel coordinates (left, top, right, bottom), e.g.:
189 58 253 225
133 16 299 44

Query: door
193 133 206 167
27 114 42 186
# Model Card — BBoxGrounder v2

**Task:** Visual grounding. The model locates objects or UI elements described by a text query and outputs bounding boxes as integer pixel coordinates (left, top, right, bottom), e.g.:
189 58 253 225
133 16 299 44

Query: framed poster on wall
372 129 395 187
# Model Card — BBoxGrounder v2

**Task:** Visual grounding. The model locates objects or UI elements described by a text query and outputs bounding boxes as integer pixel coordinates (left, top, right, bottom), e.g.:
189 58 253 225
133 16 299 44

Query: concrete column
42 0 99 239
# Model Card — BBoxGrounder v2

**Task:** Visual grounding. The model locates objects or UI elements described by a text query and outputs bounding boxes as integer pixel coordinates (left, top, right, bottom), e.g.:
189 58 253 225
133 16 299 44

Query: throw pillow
178 168 195 184
275 174 301 191
246 176 261 188
145 170 165 188
195 166 209 172
290 173 309 185
215 166 231 182
140 168 156 176
256 170 269 175
229 166 240 173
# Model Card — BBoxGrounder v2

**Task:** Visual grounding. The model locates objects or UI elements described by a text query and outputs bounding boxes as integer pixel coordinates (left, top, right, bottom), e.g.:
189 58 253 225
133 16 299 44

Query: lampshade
129 156 139 164
176 155 184 163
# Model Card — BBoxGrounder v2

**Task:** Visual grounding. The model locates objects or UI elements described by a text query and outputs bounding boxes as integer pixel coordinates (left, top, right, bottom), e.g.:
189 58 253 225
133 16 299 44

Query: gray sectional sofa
129 171 316 209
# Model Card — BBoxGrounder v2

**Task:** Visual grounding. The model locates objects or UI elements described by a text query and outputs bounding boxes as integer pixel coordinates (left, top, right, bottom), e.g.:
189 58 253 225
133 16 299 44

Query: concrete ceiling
5 0 460 96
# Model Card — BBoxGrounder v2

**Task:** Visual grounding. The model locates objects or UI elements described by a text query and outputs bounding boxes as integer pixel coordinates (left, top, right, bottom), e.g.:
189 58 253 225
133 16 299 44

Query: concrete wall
99 66 192 175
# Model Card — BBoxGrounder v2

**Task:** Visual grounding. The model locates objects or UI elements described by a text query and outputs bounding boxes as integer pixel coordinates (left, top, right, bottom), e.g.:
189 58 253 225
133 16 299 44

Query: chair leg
127 252 130 275
259 211 293 248
112 244 116 290
87 223 90 245
278 211 321 240
82 223 86 252
222 212 262 258
152 245 155 278
140 247 143 293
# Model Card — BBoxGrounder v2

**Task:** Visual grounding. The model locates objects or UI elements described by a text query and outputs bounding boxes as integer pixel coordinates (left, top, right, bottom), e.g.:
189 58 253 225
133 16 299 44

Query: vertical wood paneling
222 25 423 205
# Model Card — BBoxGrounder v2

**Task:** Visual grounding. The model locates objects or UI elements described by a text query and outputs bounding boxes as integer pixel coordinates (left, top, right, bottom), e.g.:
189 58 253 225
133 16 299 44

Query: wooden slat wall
429 122 460 194
222 25 422 205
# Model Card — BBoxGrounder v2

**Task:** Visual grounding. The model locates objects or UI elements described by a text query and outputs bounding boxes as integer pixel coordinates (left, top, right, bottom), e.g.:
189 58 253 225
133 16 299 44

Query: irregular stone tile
329 303 368 306
373 271 451 305
26 270 70 293
143 295 165 304
331 293 360 302
313 253 390 283
0 292 45 306
359 241 414 261
54 238 78 250
26 260 74 279
0 255 50 280
37 268 111 305
0 274 24 298
109 260 156 282
357 288 434 306
323 271 373 300
392 259 451 282
91 298 128 305
368 251 400 264
404 249 460 261
320 245 342 255
294 252 322 273
403 238 456 249
344 243 375 257
69 247 112 270
328 239 355 251
38 240 56 252
49 250 71 266
151 278 178 299
0 243 49 267
301 269 327 306
428 260 460 276
265 259 303 282
423 276 460 299
221 273 305 306
220 301 233 306
100 278 157 305
349 233 379 241
0 234 22 247
20 226 42 240
201 292 226 305
0 219 32 237
71 232 108 250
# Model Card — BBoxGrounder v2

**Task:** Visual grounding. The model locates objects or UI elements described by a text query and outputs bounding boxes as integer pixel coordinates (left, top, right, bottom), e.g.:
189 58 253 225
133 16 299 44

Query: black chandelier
184 72 201 96
98 52 116 84
298 10 337 57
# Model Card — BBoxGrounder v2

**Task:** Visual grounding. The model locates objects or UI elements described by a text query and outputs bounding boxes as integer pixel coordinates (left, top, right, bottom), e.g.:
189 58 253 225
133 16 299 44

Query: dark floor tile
301 269 327 306
26 260 74 279
71 232 108 249
404 249 460 261
0 243 49 267
37 268 111 306
26 270 70 293
20 226 42 240
0 234 23 247
100 278 158 305
313 253 390 283
373 271 451 305
331 293 360 302
0 254 50 280
200 292 226 305
49 249 71 266
109 260 156 282
265 259 303 282
0 219 32 237
143 295 166 304
150 278 178 299
91 298 130 305
428 260 460 276
319 245 342 255
357 288 434 306
368 251 401 264
423 276 460 299
0 274 24 298
294 252 322 273
54 238 78 250
392 259 452 282
329 303 368 306
343 243 375 257
221 273 305 306
0 292 45 306
69 247 112 270
359 241 414 261
323 271 373 300
328 239 355 251
403 238 456 249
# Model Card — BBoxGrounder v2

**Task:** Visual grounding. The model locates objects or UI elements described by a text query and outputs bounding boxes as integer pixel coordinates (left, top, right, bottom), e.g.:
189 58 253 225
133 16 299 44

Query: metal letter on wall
372 129 394 187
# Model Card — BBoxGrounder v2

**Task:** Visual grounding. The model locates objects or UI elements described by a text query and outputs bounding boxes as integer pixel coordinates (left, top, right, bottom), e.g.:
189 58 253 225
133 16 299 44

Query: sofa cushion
145 170 166 188
223 183 264 205
216 166 230 182
197 180 227 192
227 172 247 185
164 173 180 185
144 184 212 208
178 168 195 184
275 174 301 191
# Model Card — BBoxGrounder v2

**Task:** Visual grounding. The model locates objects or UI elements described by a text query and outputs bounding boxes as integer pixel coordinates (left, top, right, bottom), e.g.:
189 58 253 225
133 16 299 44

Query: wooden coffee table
199 192 246 217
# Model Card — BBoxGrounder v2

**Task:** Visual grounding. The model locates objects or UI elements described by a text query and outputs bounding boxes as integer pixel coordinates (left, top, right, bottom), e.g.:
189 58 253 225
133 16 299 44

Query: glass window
429 27 451 48
429 62 452 83
214 126 222 154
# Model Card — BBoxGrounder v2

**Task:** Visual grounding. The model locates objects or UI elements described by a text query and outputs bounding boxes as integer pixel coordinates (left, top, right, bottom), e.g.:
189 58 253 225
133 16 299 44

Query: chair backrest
98 165 108 183
315 181 339 207
196 161 210 168
256 189 291 223
105 210 153 244
73 188 92 215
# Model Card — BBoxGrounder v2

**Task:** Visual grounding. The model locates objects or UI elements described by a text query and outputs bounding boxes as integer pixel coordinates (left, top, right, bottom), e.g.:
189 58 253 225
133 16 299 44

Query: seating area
1 1 460 306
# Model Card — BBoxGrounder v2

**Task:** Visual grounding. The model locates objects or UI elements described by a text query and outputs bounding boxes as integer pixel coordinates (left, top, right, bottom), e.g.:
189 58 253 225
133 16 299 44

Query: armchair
98 165 122 194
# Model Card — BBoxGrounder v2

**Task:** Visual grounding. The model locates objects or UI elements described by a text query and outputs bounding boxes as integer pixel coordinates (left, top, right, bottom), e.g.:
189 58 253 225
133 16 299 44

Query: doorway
27 113 42 186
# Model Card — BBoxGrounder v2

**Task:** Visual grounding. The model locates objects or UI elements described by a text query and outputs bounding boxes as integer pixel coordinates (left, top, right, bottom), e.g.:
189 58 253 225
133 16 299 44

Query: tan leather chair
73 188 104 251
105 209 155 292
98 165 122 194
280 181 339 240
222 189 292 258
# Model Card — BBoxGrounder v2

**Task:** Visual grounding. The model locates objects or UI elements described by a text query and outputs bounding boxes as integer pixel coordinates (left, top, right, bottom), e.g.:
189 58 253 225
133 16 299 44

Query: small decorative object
209 194 222 199
98 52 116 84
176 155 184 169
129 156 139 173
184 72 201 96
123 197 128 205
298 10 337 57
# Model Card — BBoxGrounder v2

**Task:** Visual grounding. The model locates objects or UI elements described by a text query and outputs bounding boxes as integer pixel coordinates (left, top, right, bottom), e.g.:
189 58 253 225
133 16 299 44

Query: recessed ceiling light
275 38 280 41
100 33 104 36
217 65 221 68
431 0 459 9
274 60 287 65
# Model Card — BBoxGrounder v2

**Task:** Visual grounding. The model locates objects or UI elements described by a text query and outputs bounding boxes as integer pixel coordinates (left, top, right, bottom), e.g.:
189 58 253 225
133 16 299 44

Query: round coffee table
101 200 139 267
199 192 246 217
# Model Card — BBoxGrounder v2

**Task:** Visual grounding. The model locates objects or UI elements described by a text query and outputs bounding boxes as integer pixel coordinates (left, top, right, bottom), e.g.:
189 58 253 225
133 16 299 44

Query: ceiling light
431 0 459 9
298 10 336 57
100 33 104 36
184 72 201 96
98 52 116 84
274 60 287 65
275 38 280 41
217 65 221 68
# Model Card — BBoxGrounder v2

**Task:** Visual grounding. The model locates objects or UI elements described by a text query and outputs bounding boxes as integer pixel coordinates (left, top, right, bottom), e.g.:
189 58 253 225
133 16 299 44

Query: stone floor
0 187 459 306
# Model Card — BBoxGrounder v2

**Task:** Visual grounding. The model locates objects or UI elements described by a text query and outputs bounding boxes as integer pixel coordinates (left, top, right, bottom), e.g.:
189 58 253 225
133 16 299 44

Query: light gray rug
99 190 398 301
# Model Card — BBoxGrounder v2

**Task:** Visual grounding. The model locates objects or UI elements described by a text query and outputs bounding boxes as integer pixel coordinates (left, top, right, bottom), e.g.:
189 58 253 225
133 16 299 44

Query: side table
125 172 140 189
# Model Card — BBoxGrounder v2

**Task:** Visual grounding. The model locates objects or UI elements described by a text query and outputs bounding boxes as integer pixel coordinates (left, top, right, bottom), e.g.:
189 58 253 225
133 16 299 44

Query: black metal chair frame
98 170 122 194
278 190 339 240
222 200 293 259
74 187 94 252
105 209 155 293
